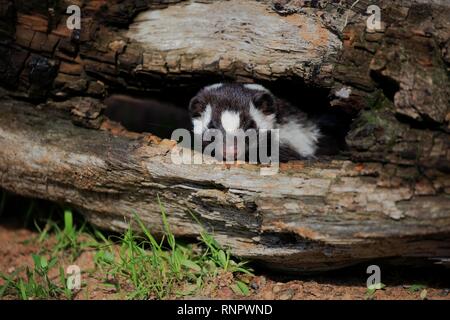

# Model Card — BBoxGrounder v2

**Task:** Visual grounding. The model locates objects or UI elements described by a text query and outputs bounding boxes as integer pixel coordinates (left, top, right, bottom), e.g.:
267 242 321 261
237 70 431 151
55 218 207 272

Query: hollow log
0 0 449 271
1 98 449 272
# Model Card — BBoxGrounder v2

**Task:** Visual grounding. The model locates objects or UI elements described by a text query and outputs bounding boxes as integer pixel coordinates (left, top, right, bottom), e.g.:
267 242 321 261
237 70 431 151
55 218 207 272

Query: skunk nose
223 144 238 159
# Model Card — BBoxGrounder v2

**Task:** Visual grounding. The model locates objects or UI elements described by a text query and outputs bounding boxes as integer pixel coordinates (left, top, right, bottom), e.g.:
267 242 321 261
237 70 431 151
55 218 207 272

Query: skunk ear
252 92 275 115
188 97 205 118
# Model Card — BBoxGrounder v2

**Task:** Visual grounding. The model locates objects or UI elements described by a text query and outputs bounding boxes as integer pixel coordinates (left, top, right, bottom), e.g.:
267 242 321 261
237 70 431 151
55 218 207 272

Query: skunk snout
222 143 239 159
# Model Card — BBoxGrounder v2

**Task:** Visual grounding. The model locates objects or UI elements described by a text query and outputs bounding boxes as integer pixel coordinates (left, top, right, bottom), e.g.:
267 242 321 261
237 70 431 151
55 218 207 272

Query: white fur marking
244 84 269 92
279 121 320 157
192 104 212 135
249 102 275 130
335 87 352 99
204 83 223 91
221 110 240 133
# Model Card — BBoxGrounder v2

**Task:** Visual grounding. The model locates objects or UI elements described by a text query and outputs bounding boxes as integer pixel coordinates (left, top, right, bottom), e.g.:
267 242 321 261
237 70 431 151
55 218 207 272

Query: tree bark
0 0 449 271
1 98 449 272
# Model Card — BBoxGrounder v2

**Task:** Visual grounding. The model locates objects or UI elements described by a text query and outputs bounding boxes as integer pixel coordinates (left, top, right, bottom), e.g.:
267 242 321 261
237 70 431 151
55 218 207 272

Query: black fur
189 83 336 161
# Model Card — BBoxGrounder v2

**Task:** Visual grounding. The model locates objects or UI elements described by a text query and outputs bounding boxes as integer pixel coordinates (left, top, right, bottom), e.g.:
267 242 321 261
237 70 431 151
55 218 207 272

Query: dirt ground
1 223 449 300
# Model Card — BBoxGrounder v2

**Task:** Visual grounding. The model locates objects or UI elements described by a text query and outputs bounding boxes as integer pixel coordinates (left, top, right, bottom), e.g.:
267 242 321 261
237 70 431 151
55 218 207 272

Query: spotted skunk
104 83 344 162
189 83 339 162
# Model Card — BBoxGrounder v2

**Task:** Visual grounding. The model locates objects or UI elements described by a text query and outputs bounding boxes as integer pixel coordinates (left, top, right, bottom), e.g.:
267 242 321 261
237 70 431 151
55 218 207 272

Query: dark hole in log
104 94 192 138
261 231 312 246
370 69 401 102
103 79 353 160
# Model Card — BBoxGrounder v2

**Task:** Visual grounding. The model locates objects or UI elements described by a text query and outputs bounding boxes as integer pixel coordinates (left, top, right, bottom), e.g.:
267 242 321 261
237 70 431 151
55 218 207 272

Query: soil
1 223 449 300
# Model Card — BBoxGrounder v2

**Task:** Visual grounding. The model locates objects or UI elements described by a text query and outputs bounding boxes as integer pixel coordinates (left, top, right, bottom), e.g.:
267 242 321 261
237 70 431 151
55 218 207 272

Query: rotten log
1 98 450 272
0 0 449 271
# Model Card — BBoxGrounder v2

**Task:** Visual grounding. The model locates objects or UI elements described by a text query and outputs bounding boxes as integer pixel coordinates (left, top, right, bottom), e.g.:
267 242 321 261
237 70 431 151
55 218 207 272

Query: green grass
407 284 428 300
34 209 94 260
365 282 386 300
0 195 252 300
0 205 94 300
93 196 252 299
0 253 72 300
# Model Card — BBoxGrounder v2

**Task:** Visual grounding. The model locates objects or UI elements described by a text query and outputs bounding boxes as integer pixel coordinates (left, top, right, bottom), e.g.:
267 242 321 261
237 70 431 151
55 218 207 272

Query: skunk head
188 83 277 160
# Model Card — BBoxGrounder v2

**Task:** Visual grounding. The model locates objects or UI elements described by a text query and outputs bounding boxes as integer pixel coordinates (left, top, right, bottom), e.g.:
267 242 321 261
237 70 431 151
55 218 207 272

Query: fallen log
125 0 341 85
0 0 449 272
1 98 449 272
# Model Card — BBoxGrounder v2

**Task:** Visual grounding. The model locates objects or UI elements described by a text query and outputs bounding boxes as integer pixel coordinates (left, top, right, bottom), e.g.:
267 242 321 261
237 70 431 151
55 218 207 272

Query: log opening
1 97 450 272
102 78 353 157
0 0 449 272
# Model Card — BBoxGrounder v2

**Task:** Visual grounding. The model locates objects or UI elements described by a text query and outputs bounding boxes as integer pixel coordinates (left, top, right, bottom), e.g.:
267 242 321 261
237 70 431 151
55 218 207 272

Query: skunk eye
188 97 205 117
252 92 275 115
